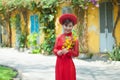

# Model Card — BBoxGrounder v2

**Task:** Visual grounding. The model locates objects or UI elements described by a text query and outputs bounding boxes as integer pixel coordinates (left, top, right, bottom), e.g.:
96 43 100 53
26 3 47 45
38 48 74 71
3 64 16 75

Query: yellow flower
62 36 76 50
62 46 65 49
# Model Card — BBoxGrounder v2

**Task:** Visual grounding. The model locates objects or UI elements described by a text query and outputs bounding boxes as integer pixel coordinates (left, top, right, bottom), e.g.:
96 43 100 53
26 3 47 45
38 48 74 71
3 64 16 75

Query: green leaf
108 45 120 61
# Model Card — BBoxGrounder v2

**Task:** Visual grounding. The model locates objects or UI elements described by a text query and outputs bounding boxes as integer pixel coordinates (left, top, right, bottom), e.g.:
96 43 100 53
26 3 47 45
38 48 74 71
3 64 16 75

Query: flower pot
19 48 24 52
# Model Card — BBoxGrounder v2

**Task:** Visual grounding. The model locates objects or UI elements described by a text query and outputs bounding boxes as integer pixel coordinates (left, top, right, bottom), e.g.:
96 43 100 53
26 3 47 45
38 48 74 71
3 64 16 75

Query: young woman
53 13 79 80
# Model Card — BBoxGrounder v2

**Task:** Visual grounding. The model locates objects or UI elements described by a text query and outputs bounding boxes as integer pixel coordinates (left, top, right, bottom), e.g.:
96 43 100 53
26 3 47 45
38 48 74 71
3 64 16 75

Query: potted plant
18 33 26 52
108 44 120 61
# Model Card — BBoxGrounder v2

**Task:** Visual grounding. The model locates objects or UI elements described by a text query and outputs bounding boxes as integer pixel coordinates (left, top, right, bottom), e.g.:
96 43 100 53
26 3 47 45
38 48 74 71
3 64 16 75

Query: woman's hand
61 48 68 54
57 50 63 56
57 48 69 56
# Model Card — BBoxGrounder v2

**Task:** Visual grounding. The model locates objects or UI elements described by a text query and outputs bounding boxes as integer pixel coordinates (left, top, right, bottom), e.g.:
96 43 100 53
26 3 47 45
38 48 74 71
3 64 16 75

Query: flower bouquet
62 36 76 50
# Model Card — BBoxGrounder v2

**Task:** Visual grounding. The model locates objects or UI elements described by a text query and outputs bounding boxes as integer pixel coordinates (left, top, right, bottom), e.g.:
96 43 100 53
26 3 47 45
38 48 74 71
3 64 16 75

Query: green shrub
0 65 17 80
108 44 120 61
18 33 26 48
27 33 40 54
40 29 55 55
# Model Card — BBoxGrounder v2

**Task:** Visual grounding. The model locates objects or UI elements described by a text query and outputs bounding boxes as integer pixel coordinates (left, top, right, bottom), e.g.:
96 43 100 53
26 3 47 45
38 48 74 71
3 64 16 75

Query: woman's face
63 22 73 34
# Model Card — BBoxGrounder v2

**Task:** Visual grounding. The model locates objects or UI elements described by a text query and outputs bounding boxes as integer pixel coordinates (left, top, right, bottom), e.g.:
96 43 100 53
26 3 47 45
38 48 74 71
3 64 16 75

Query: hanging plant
72 0 99 9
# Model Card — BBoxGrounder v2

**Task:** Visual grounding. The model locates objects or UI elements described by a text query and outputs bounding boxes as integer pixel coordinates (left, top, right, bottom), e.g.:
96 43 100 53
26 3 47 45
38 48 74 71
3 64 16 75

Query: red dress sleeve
66 39 79 57
53 36 60 56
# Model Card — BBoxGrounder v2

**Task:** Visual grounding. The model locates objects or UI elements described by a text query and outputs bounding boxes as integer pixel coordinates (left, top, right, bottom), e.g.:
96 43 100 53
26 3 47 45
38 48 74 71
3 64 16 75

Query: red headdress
59 13 77 25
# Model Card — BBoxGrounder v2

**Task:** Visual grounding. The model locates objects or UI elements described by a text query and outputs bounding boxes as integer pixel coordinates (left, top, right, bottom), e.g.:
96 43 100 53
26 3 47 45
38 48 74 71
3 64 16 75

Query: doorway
99 2 115 52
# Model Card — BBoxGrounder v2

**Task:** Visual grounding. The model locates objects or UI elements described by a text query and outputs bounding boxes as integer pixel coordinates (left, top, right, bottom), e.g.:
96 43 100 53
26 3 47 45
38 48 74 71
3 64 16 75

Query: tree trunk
75 7 88 53
3 12 12 47
7 13 12 47
9 17 12 47
113 2 120 45
21 8 29 48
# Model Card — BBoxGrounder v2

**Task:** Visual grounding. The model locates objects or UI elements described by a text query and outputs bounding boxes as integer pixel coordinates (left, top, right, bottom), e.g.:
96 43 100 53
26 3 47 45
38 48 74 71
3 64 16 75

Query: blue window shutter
35 15 39 33
30 15 35 33
30 15 39 33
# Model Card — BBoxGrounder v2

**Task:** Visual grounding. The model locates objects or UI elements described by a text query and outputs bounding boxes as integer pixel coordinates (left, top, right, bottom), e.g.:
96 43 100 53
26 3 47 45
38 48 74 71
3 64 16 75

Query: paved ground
0 48 120 80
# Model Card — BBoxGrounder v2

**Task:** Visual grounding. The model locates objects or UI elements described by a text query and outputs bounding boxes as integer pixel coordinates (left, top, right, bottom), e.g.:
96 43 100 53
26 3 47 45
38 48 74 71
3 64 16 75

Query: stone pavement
0 48 120 80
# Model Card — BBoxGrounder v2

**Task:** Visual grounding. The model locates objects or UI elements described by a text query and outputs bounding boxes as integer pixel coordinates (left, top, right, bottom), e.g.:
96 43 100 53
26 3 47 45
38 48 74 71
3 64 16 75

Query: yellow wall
11 24 16 47
114 5 120 45
11 10 18 47
11 9 44 47
87 4 120 53
87 6 100 53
